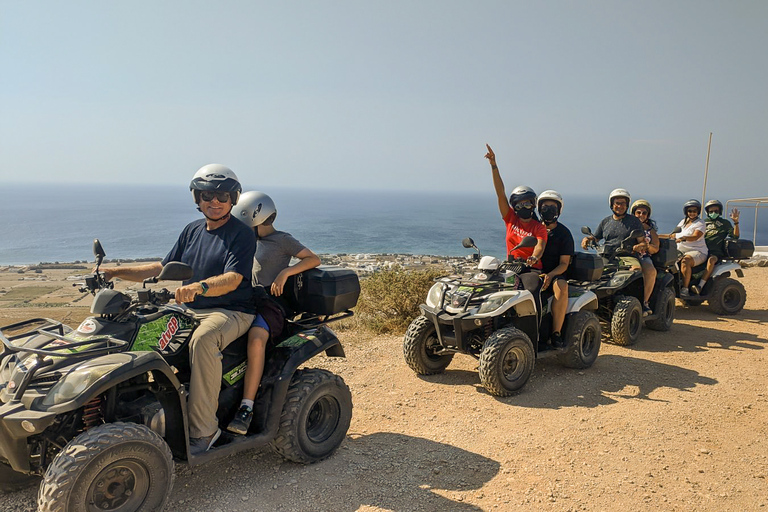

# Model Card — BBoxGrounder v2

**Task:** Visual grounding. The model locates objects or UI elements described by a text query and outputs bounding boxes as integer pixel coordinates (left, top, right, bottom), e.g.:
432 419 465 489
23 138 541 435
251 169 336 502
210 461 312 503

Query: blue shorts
250 313 270 333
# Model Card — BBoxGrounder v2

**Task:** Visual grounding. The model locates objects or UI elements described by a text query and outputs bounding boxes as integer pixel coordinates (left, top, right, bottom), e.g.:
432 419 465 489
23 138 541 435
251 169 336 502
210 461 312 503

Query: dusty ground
1 266 767 511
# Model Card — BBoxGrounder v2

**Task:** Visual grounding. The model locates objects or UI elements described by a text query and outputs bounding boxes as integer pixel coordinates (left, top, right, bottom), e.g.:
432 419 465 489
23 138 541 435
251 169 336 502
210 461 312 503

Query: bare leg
243 326 269 402
641 260 657 304
680 255 694 288
701 255 717 283
551 279 568 334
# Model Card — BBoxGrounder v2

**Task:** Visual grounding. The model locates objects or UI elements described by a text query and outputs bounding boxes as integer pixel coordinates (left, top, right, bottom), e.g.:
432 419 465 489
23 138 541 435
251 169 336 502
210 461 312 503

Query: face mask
540 205 559 222
707 211 720 220
517 206 534 219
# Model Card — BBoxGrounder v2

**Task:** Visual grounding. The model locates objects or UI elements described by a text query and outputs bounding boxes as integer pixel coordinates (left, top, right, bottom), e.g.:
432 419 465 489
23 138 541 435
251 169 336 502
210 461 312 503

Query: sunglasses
514 201 534 211
200 191 232 203
634 210 648 216
686 208 699 214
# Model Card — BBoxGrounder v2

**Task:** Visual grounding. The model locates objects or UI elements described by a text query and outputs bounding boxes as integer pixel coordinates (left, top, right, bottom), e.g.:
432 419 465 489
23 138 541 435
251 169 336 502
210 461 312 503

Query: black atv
577 227 678 346
0 240 360 512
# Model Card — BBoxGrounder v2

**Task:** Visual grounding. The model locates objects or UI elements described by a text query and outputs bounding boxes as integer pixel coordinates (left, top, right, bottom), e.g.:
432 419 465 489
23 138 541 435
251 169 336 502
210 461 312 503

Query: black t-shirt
162 217 256 313
593 215 644 258
541 222 575 274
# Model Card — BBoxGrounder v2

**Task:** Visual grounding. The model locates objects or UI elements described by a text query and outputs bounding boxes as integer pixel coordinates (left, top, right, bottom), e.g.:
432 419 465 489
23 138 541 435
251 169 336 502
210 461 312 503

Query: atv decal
223 361 248 385
277 332 320 348
134 314 194 352
77 319 97 334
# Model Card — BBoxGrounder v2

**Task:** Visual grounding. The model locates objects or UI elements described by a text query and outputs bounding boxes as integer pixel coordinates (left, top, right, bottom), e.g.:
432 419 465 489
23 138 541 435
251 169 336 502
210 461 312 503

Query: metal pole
701 132 712 218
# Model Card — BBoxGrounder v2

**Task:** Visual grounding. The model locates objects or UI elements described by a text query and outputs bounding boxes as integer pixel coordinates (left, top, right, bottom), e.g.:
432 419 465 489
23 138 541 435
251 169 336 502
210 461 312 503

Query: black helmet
190 164 242 204
704 199 723 213
683 199 701 216
508 185 536 207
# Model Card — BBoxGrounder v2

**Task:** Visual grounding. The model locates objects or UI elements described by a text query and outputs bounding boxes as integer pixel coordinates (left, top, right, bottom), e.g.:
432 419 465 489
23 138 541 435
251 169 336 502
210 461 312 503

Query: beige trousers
187 308 254 438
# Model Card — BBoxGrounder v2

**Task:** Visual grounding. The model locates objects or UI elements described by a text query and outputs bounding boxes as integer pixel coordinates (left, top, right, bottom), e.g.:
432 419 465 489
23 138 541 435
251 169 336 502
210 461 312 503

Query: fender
656 272 675 289
470 290 536 318
566 289 599 313
711 261 743 280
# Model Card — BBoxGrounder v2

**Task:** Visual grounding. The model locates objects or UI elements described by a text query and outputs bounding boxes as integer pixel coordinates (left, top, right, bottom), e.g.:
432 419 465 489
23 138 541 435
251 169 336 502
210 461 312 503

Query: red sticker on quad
158 316 179 350
77 319 97 334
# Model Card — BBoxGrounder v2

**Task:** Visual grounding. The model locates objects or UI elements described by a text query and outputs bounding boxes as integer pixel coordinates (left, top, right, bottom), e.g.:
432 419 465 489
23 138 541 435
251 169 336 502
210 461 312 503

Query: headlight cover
42 364 118 406
426 282 447 308
477 295 508 314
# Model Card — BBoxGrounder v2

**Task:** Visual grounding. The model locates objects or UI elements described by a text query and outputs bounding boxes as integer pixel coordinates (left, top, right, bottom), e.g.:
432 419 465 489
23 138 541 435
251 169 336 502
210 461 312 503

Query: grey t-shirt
252 231 307 287
593 214 644 258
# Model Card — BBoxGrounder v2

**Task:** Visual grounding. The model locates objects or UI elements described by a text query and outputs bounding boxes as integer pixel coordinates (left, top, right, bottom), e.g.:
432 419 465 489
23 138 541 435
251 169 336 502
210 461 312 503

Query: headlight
42 364 117 406
478 296 508 314
426 283 447 308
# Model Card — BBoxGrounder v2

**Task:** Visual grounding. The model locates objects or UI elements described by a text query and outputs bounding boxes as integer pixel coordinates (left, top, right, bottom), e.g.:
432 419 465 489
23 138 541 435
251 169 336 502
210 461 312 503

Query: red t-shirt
503 209 548 269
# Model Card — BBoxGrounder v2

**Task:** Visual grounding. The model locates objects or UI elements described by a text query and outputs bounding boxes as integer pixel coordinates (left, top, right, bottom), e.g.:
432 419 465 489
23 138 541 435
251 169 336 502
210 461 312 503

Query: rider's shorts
250 313 270 333
681 249 707 266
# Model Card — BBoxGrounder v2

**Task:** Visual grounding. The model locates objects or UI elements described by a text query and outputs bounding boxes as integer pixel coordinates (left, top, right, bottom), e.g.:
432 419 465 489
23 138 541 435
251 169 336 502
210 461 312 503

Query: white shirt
676 218 708 254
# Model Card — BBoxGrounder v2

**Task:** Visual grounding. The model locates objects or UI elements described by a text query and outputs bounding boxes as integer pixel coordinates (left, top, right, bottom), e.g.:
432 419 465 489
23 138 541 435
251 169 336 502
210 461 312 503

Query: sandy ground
1 266 767 511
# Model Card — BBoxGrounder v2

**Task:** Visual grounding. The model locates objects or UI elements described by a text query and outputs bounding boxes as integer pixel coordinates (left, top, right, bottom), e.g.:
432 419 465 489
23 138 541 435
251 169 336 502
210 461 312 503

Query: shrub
353 267 446 334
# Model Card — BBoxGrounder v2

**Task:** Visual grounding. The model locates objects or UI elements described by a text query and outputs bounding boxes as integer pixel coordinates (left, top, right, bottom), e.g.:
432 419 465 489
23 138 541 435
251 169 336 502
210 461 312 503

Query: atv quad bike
576 226 678 346
403 236 602 397
0 240 359 512
669 237 753 315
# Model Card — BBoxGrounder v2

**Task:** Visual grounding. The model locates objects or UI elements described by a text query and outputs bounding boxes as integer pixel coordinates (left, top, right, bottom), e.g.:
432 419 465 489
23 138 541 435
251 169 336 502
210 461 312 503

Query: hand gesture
485 144 497 167
271 269 290 296
730 208 740 223
541 273 552 291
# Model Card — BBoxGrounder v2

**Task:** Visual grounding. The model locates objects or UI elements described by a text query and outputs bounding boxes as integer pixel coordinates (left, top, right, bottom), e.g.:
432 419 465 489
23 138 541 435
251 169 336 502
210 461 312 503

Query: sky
1 1 767 200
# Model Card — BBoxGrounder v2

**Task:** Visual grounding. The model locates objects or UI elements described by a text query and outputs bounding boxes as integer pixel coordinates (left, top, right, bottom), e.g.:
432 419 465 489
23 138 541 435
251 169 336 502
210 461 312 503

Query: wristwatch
200 281 209 296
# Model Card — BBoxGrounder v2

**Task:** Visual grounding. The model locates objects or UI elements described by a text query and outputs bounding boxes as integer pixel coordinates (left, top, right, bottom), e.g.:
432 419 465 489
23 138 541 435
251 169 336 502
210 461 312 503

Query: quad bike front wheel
478 327 535 396
403 315 454 374
38 422 174 512
271 368 353 464
646 287 676 331
708 277 746 315
558 311 601 369
610 295 643 346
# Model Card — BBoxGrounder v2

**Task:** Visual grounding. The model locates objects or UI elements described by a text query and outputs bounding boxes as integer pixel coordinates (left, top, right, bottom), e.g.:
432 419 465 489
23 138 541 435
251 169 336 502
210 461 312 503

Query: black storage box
284 266 360 315
726 239 754 259
652 238 678 268
567 252 604 281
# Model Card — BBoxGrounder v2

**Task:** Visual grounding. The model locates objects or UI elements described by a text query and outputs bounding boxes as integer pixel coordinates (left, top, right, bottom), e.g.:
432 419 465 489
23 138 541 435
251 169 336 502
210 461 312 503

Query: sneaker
550 332 566 349
190 428 221 456
689 285 700 296
680 288 690 298
227 405 253 435
642 302 652 317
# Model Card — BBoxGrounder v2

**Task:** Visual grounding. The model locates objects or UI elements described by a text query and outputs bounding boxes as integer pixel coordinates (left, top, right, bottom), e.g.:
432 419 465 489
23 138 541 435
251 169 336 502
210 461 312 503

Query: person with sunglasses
99 164 256 455
484 144 547 270
630 199 659 316
664 199 708 297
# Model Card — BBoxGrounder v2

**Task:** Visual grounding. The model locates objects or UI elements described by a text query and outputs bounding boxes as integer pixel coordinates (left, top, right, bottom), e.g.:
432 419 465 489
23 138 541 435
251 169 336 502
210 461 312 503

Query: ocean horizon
2 184 765 266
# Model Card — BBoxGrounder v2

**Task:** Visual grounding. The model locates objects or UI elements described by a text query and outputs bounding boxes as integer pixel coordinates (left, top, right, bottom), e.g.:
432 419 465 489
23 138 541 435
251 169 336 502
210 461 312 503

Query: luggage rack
725 197 768 250
290 310 355 329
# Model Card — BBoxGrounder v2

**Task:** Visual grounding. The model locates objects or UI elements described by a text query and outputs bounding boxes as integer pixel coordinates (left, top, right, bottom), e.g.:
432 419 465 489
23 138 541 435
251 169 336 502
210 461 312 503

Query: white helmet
608 188 631 208
537 189 564 214
189 164 242 204
233 191 276 228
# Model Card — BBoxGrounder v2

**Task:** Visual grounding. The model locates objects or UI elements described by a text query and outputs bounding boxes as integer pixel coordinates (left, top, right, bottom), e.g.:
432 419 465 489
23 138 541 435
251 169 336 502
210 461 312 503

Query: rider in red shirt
485 144 547 268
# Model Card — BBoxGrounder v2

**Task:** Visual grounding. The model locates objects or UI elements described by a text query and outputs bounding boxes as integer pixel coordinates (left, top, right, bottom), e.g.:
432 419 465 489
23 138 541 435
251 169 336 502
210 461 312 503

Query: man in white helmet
100 164 256 454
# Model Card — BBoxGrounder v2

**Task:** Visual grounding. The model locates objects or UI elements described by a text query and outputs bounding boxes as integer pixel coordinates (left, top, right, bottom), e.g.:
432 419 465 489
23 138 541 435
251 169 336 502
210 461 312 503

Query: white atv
403 236 603 396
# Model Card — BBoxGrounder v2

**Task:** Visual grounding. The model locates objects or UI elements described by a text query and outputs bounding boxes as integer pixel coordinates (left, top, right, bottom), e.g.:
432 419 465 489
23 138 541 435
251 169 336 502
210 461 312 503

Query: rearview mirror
157 262 194 282
93 239 106 267
581 226 593 236
512 236 538 251
462 237 475 249
670 226 682 234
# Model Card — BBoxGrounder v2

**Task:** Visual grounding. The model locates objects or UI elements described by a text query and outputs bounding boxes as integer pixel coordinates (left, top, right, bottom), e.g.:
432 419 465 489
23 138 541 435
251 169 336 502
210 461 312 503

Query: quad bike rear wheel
271 368 352 464
38 422 173 512
708 277 746 315
403 315 454 374
646 287 676 331
610 295 643 346
558 311 601 369
478 328 535 396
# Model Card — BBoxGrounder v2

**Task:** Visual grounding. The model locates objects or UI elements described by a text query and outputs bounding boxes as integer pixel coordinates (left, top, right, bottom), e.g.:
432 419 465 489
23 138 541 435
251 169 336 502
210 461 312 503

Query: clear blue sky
1 1 766 200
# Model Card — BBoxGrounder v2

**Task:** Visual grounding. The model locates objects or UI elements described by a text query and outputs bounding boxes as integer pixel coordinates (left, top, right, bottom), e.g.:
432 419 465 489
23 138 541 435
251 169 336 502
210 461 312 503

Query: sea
1 184 765 266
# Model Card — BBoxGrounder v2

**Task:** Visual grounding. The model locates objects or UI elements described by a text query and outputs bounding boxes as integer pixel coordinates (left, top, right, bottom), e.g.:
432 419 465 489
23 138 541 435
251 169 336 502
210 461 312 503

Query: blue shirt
162 217 255 313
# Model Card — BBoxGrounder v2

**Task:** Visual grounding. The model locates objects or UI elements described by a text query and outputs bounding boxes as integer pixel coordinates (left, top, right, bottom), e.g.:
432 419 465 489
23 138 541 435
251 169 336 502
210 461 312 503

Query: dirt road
2 267 767 511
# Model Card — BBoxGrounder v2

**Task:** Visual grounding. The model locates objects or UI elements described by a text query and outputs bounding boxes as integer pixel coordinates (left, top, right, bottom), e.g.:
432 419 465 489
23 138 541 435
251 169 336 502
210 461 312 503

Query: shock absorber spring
82 397 103 430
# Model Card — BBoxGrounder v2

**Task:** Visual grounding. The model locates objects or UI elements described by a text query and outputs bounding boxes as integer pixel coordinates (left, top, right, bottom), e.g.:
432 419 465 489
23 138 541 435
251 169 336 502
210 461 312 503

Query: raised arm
730 208 740 238
485 144 510 218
